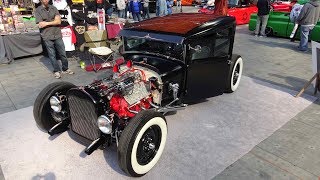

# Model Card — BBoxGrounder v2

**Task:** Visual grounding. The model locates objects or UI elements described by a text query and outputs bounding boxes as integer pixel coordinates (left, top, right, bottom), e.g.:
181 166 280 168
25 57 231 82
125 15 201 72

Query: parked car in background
174 0 195 5
33 13 244 177
270 0 308 12
193 0 208 5
198 0 258 25
271 0 296 12
249 11 320 41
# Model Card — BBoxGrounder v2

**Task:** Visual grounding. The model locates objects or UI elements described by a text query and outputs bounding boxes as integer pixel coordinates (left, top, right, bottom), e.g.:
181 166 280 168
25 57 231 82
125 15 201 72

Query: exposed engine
86 61 163 119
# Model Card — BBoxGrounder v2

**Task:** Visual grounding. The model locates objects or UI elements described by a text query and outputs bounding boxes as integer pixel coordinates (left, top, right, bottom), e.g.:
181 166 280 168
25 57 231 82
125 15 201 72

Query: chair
80 30 114 72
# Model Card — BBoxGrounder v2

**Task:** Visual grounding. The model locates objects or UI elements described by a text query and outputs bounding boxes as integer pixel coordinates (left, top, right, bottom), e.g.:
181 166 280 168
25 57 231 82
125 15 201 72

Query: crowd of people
254 0 320 51
116 0 177 21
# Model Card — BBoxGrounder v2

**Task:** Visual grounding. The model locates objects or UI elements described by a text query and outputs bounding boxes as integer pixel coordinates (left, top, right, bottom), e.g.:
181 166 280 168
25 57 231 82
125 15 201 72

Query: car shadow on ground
103 145 129 176
183 98 209 106
64 130 128 176
248 74 319 101
31 172 56 180
249 39 311 53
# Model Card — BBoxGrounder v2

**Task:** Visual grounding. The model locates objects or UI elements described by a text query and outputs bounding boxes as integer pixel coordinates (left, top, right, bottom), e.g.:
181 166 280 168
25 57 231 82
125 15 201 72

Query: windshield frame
122 35 185 62
119 30 185 44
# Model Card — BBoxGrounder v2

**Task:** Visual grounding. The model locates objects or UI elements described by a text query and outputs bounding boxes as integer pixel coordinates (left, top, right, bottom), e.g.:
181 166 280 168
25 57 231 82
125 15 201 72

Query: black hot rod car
33 13 243 177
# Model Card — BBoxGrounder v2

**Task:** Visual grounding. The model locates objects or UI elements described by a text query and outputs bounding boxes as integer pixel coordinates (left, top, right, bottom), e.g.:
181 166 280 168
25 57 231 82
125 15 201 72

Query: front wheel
226 55 243 93
33 81 76 131
118 111 167 177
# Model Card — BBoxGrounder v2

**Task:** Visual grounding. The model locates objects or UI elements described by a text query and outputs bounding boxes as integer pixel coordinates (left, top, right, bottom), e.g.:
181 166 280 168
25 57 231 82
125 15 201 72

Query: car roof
124 13 235 37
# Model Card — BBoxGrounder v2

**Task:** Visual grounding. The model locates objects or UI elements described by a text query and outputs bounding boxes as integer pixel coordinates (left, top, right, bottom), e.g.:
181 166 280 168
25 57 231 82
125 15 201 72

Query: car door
267 11 291 38
185 27 233 100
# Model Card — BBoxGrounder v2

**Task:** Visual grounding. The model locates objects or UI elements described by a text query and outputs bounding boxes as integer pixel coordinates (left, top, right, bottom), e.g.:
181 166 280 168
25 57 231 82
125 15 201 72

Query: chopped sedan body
33 13 244 177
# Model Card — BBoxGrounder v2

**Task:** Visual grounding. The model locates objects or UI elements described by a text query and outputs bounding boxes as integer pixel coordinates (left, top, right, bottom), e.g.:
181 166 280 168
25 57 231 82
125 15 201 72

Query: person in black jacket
254 0 270 37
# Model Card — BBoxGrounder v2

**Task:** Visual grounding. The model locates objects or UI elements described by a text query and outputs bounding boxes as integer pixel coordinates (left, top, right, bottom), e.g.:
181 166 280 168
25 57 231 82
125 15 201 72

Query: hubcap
137 125 162 165
149 143 155 150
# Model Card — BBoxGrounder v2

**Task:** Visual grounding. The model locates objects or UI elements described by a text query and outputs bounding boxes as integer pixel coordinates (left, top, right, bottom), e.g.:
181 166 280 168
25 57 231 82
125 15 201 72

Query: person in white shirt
207 0 215 6
117 0 126 18
53 0 68 10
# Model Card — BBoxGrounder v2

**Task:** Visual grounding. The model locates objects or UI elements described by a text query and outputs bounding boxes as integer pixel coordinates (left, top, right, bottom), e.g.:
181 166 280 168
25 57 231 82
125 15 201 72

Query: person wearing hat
296 0 320 51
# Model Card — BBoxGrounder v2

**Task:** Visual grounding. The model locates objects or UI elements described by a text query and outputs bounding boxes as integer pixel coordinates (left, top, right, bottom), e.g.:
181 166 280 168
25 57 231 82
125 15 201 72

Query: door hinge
227 60 232 65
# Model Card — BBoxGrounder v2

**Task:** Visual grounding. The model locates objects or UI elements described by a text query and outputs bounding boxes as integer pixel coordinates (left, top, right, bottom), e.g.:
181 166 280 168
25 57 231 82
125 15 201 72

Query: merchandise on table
59 7 74 27
72 0 84 3
97 8 105 30
85 0 98 25
71 4 86 47
0 4 37 34
61 25 76 51
53 0 69 10
22 17 38 31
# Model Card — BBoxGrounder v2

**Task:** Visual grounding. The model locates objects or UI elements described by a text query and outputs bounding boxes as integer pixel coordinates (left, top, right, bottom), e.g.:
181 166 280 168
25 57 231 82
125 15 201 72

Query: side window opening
189 35 214 60
214 28 231 57
189 27 231 61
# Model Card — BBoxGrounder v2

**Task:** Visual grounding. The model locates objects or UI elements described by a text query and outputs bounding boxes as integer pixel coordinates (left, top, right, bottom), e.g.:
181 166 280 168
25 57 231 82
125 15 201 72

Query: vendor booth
0 0 125 67
0 5 42 63
0 31 42 63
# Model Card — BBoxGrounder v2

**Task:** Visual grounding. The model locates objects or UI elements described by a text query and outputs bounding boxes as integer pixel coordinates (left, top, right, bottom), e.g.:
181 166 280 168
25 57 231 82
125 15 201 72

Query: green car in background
249 11 320 42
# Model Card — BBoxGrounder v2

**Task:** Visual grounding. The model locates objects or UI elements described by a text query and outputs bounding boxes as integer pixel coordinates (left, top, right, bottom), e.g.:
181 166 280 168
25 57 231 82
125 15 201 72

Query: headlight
97 115 112 134
50 96 61 112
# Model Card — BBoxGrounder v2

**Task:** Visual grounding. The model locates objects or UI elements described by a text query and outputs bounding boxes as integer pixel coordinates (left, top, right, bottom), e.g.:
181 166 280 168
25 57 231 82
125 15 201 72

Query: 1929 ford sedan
34 13 243 177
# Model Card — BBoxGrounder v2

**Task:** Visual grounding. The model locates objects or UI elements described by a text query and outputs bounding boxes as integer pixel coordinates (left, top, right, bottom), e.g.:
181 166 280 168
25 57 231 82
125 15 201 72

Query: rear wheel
118 111 167 177
226 55 243 93
33 81 76 131
265 27 273 36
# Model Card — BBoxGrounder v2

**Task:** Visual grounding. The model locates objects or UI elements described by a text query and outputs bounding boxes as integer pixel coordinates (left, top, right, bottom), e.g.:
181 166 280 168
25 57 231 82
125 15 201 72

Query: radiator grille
68 89 100 141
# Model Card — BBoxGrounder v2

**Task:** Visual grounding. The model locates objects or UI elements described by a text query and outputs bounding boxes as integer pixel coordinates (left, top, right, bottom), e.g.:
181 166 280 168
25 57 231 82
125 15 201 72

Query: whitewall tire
118 111 167 177
226 55 243 93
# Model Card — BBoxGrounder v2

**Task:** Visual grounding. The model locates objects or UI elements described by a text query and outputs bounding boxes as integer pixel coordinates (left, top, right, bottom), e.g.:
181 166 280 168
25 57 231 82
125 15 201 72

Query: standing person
156 0 160 16
129 0 143 21
296 0 320 51
158 0 167 16
167 0 173 14
175 0 181 12
35 0 74 79
125 0 131 18
142 0 150 19
289 3 304 42
254 0 270 37
105 0 113 17
117 0 126 18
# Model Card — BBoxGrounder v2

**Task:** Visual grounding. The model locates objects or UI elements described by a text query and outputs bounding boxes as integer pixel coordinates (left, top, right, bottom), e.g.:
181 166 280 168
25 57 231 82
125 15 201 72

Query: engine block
123 82 150 105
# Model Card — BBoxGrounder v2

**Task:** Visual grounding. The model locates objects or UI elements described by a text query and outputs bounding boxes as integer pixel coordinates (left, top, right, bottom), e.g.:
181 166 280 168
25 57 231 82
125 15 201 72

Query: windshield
123 37 184 60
